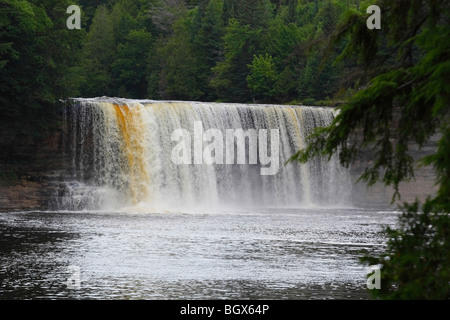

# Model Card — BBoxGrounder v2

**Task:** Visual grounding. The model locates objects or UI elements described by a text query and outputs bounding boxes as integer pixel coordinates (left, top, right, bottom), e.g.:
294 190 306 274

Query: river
0 206 399 300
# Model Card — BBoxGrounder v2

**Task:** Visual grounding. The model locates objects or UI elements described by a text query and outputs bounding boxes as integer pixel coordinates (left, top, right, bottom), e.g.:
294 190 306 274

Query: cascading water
53 98 351 211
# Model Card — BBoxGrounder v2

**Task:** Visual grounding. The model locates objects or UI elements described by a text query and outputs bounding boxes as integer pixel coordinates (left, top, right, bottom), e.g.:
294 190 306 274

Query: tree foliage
2 0 376 116
0 0 84 138
76 0 363 104
247 53 278 102
361 201 450 300
158 15 204 100
289 0 450 299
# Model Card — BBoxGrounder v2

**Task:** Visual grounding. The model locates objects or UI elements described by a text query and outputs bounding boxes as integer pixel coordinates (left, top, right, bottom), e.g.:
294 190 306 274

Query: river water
0 206 399 300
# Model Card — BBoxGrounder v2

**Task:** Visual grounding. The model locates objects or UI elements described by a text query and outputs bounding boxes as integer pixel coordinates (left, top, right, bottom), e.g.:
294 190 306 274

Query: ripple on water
0 208 397 299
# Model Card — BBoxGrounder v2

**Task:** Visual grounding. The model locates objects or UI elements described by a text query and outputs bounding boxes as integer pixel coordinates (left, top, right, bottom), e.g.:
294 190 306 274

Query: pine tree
192 0 224 100
158 16 204 100
0 0 84 138
80 5 115 97
237 0 272 29
247 53 278 102
210 19 256 102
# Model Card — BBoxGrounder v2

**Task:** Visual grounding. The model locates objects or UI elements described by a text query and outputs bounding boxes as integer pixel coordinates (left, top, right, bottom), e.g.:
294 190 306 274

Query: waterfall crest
55 98 351 211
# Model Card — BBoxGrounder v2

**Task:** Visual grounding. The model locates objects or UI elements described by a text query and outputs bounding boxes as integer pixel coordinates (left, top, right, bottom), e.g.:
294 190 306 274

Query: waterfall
54 98 351 211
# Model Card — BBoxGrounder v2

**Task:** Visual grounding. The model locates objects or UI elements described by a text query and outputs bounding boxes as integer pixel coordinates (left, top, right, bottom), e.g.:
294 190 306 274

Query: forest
77 0 362 104
1 0 373 137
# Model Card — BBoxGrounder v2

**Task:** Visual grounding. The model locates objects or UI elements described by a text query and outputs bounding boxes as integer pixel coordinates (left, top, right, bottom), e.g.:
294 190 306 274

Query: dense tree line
1 0 367 137
0 0 84 138
75 0 363 104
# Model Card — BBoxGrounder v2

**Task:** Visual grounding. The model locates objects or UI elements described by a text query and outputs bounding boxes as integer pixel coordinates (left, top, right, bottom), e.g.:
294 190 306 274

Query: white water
54 98 351 211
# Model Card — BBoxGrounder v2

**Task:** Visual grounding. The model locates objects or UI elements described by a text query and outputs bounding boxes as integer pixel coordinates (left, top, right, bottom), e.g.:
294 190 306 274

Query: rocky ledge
0 127 67 212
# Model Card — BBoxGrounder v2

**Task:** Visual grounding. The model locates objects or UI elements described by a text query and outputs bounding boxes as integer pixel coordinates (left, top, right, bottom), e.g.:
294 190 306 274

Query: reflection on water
0 208 399 300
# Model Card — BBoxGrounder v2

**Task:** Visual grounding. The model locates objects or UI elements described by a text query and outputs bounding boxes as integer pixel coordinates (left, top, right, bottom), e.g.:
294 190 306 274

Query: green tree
158 15 204 100
247 53 278 102
210 0 274 102
290 0 450 299
80 5 115 97
111 29 153 98
285 0 297 24
237 0 272 29
78 0 119 28
80 0 155 98
0 0 84 139
362 201 450 299
210 18 257 101
192 0 224 100
263 5 307 103
222 0 238 24
149 0 187 34
294 0 348 103
298 48 343 102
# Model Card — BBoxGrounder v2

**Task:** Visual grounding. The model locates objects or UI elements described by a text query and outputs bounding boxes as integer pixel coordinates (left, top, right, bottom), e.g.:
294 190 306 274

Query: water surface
0 207 399 300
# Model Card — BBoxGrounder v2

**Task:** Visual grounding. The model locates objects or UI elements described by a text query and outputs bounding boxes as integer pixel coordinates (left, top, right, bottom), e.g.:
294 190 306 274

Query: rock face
0 126 67 212
349 134 439 207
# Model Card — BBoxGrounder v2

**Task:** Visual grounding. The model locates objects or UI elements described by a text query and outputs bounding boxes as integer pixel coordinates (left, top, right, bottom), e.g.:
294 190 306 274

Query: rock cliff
0 125 67 212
